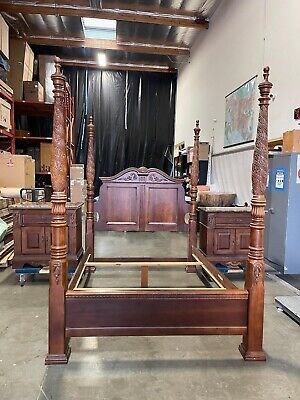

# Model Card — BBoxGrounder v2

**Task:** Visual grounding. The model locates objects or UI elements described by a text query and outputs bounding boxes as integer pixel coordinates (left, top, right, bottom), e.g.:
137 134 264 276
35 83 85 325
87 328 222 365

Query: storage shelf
0 127 13 138
14 100 54 117
15 136 52 143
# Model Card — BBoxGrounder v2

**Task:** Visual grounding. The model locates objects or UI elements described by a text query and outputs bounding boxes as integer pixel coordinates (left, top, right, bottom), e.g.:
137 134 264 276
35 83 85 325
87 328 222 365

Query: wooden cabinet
198 207 251 264
9 202 83 269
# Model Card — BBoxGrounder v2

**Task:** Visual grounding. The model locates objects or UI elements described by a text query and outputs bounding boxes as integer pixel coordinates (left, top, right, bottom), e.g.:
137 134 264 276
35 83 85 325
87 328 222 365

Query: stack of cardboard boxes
7 38 45 102
70 164 86 206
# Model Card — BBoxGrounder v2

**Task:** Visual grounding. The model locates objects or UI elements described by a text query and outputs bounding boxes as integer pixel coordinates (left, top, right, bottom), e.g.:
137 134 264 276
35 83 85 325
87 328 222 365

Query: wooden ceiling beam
25 36 190 57
0 1 209 29
60 58 177 74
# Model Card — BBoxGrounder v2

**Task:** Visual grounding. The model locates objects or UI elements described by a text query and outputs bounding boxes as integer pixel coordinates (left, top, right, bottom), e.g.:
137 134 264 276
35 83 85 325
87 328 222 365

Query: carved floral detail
52 261 61 285
207 215 215 227
148 173 168 183
253 262 262 283
117 172 138 182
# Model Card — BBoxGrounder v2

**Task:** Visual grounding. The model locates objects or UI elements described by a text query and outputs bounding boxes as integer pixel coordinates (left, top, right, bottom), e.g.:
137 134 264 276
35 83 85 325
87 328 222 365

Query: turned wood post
45 57 70 365
239 67 273 361
86 115 95 260
188 120 200 260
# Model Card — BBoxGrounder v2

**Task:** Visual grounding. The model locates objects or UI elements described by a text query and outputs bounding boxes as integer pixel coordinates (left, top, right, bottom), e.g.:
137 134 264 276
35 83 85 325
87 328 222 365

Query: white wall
175 0 300 204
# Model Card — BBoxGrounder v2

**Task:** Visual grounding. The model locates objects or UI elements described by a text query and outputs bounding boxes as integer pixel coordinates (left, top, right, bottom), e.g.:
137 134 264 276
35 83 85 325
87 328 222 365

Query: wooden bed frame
45 58 273 365
95 167 188 232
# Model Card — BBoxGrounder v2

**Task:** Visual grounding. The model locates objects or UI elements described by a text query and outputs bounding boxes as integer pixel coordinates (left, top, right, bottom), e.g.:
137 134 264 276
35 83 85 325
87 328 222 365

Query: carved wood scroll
240 67 273 361
188 120 200 259
86 116 95 259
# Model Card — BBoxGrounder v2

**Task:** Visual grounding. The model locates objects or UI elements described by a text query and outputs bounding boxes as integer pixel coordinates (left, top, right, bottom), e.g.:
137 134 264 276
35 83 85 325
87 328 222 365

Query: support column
239 67 273 361
45 57 70 365
188 120 200 261
86 116 95 260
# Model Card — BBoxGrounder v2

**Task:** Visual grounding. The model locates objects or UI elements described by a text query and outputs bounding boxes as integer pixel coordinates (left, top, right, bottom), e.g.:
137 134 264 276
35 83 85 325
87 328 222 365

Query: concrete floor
0 232 299 400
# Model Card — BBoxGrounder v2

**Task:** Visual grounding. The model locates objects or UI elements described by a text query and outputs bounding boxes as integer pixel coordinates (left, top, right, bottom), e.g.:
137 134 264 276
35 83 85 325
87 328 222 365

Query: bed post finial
86 115 95 260
188 120 200 261
239 66 273 362
45 56 70 365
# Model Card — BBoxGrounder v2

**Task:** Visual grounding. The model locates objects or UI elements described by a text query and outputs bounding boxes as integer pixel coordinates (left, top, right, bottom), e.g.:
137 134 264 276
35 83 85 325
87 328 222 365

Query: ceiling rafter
60 58 177 73
24 35 190 57
0 1 209 29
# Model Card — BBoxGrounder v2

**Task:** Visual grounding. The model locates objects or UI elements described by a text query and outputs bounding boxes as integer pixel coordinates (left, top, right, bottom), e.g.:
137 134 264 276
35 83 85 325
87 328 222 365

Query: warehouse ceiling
0 0 222 72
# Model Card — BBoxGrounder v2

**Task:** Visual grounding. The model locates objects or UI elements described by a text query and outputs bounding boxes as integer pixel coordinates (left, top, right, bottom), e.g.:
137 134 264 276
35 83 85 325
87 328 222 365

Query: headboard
95 167 188 232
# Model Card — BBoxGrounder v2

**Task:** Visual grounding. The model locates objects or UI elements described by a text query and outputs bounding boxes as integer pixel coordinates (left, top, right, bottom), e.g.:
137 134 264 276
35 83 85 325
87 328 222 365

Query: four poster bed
45 57 273 365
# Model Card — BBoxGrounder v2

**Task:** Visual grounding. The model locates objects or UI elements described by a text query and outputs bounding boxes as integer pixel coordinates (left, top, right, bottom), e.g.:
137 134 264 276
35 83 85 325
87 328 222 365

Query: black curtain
64 67 177 193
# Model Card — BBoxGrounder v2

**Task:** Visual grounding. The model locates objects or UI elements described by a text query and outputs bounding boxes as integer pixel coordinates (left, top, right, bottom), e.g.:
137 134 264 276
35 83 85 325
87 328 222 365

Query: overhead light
98 53 107 67
82 17 116 40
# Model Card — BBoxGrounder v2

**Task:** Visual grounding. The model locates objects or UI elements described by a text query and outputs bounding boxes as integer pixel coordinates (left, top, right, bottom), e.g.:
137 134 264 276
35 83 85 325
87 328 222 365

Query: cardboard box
0 97 11 130
70 164 84 180
0 152 35 188
0 15 9 59
187 143 210 162
23 81 44 102
283 130 300 153
40 142 52 171
7 39 34 100
70 179 86 203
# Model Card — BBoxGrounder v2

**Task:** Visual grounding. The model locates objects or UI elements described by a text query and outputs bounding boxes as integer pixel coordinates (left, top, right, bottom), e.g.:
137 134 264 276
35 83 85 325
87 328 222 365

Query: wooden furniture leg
239 67 273 361
86 116 95 260
45 57 70 365
187 121 200 267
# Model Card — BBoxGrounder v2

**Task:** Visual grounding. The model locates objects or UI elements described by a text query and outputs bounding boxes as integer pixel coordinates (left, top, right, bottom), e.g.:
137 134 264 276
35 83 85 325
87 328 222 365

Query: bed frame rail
65 289 248 337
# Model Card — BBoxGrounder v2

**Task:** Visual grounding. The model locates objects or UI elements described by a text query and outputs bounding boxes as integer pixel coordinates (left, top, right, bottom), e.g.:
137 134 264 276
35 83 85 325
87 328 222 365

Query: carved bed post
86 115 95 260
188 120 200 260
239 67 273 361
45 57 70 364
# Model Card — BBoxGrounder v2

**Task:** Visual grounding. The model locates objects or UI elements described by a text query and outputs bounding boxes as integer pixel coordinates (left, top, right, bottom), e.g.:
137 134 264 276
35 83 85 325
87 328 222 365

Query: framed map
224 76 257 148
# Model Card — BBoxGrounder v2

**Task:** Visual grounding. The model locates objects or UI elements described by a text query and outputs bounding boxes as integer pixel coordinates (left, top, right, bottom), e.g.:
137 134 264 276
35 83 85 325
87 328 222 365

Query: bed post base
239 343 266 361
45 346 71 365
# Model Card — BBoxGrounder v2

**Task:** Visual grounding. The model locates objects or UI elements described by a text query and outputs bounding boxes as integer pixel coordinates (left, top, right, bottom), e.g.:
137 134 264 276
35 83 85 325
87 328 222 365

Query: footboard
66 289 248 337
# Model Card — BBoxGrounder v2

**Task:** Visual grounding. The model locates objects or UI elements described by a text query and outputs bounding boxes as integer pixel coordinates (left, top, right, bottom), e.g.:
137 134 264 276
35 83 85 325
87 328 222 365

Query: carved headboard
95 167 188 232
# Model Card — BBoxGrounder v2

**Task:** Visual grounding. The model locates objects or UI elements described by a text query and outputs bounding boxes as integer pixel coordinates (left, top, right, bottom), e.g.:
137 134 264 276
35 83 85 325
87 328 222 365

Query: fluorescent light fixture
98 53 107 67
82 17 116 40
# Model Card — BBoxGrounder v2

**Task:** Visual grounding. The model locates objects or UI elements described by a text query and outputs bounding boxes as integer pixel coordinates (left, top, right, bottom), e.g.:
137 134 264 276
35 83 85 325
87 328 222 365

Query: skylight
82 17 116 40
